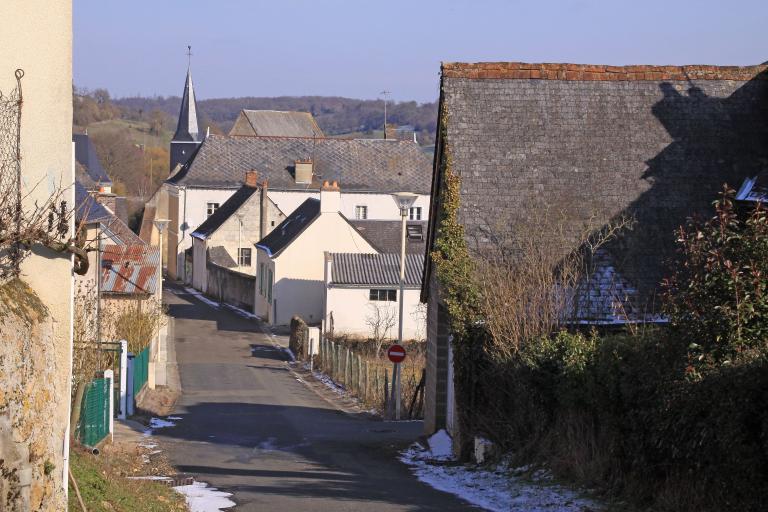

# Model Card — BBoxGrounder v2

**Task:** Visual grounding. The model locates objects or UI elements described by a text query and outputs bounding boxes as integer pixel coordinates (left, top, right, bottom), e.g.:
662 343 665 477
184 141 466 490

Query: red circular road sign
387 344 407 364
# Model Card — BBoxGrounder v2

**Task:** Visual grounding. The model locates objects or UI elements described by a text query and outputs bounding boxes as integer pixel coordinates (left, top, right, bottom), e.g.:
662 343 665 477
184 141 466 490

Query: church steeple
170 46 203 172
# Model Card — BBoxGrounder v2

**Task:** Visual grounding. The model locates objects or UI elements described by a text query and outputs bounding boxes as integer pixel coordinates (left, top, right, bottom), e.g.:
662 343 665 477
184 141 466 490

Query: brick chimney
295 159 313 184
320 180 341 213
245 170 259 188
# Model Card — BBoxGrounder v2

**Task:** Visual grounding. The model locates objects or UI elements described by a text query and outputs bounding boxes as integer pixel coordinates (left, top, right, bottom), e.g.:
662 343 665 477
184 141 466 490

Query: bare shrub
364 302 397 357
472 207 634 362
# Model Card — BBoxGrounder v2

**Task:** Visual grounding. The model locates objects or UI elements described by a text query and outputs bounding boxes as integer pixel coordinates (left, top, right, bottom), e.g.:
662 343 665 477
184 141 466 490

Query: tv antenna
380 90 391 139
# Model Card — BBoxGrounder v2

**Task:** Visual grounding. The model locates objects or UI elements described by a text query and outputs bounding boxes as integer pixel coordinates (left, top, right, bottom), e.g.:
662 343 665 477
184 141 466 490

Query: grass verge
68 448 188 512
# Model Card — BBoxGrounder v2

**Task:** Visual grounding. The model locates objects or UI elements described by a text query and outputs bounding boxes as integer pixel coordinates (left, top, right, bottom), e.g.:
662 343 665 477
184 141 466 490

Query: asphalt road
158 284 475 511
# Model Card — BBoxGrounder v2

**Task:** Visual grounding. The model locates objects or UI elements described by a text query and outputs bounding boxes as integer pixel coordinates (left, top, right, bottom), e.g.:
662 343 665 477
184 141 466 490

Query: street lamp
153 219 170 283
391 191 418 420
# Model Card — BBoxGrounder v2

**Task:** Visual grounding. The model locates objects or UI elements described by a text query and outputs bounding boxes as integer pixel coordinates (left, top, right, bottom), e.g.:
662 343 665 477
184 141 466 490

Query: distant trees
114 95 439 144
73 86 121 127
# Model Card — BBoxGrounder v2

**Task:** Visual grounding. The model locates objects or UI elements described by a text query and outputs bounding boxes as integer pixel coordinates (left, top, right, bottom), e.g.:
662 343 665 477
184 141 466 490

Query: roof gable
255 198 321 257
229 110 324 138
191 184 259 239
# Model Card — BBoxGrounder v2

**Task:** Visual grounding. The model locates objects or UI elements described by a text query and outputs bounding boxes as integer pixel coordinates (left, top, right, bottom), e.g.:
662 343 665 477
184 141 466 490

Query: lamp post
391 191 418 420
153 219 169 283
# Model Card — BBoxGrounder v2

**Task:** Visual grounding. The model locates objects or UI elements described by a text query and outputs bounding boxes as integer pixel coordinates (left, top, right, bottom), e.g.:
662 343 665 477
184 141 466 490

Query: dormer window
407 224 423 241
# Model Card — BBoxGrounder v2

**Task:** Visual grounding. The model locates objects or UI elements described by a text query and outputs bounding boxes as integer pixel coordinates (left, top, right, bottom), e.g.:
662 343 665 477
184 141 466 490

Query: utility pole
380 90 391 139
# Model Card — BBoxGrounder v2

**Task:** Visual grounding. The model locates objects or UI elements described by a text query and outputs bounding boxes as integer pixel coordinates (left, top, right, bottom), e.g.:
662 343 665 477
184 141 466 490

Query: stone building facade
0 2 74 509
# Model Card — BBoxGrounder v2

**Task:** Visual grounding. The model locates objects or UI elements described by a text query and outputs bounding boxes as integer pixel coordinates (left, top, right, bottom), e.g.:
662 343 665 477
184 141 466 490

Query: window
238 248 252 266
267 268 273 303
407 224 424 241
355 205 368 220
206 202 220 217
369 289 396 301
259 263 264 294
409 206 422 220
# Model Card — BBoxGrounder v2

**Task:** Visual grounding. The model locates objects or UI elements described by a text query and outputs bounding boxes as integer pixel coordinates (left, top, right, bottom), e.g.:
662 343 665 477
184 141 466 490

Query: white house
190 170 284 293
254 182 379 326
323 252 426 341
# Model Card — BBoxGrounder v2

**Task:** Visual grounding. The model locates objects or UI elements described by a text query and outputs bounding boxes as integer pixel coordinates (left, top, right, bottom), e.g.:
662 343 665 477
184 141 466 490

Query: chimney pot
245 170 259 188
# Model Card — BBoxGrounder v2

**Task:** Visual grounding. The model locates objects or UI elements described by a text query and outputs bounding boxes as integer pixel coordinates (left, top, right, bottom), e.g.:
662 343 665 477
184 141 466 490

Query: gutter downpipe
179 185 188 282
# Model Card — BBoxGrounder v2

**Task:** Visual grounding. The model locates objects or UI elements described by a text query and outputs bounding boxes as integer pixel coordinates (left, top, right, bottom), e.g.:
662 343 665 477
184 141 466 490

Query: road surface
157 284 474 511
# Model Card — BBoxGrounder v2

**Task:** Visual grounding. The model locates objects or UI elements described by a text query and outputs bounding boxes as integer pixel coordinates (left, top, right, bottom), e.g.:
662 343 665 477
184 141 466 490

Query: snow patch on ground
427 429 453 460
183 287 221 309
143 416 180 437
283 346 296 361
174 481 236 512
400 431 600 512
223 303 258 320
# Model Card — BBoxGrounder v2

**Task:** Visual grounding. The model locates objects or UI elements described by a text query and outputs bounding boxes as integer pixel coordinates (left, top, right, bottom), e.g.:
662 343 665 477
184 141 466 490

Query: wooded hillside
113 95 438 143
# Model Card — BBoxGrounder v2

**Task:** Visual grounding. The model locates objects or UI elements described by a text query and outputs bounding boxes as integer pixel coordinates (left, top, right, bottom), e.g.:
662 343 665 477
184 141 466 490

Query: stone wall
206 263 256 312
0 280 66 510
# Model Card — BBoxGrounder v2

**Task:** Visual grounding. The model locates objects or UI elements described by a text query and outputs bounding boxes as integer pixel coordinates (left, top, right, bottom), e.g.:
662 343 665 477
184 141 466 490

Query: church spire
173 46 200 143
170 46 203 172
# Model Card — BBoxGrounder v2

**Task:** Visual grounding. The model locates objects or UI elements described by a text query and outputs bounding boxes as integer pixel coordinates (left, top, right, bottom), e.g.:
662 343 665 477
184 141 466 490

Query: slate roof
167 134 431 193
73 134 112 186
255 198 321 257
191 184 259 240
100 244 159 295
75 182 144 245
330 253 424 288
736 171 768 203
173 68 200 142
230 110 324 137
348 220 427 254
423 61 768 321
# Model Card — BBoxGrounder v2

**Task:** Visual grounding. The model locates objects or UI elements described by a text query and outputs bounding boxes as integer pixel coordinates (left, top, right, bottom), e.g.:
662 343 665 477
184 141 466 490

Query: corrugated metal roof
330 253 424 287
100 244 160 295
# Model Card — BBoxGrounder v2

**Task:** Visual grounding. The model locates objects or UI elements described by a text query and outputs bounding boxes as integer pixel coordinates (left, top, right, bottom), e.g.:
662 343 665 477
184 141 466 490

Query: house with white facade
323 252 426 340
255 182 379 325
190 170 284 292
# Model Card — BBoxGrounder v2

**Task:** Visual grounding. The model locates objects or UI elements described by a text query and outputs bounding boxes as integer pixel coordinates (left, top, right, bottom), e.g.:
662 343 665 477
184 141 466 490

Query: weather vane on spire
186 45 192 67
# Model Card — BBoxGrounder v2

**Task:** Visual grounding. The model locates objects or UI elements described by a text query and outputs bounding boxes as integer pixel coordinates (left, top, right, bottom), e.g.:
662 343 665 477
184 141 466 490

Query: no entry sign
387 344 406 364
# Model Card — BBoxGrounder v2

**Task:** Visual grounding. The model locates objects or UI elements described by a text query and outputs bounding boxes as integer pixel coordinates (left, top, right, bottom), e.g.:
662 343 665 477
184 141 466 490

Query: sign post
387 344 406 420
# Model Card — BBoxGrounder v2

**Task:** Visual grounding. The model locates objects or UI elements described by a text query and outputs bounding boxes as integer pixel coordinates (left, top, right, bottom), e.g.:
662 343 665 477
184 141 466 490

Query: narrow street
157 283 474 511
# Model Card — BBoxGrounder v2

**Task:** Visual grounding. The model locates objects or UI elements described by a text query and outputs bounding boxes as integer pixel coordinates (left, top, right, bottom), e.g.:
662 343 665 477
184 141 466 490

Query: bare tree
365 302 397 357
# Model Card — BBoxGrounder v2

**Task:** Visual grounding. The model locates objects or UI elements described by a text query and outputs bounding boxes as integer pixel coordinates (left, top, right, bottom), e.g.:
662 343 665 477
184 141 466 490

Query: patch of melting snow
174 481 236 512
224 303 258 320
183 287 221 309
256 437 278 451
144 416 180 437
400 430 600 512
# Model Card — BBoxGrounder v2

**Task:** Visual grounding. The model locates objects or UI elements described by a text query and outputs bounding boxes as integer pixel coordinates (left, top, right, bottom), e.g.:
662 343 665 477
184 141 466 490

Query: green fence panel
132 346 150 397
79 378 110 447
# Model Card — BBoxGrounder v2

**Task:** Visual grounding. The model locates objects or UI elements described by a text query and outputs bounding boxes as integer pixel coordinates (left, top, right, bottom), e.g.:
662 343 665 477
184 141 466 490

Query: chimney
260 179 269 238
245 170 259 188
320 180 341 213
295 159 313 184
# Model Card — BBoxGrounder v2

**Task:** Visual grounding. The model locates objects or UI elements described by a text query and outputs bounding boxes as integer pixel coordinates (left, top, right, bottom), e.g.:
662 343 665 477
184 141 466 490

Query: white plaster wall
339 193 430 221
268 190 430 221
257 213 377 325
325 287 426 340
0 1 73 505
191 237 207 292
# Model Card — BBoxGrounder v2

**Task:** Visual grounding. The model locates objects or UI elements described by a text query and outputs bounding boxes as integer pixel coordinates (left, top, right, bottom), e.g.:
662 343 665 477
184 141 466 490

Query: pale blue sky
74 0 767 102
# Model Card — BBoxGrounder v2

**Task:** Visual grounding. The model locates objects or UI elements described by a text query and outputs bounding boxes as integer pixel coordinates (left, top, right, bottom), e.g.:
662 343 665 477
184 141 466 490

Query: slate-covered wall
443 66 768 307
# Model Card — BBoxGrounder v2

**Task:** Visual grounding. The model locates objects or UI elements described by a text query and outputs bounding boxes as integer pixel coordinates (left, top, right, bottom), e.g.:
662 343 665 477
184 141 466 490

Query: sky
74 0 767 103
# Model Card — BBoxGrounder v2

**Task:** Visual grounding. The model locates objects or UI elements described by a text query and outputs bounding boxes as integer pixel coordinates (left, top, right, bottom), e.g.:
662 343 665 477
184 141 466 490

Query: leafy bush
663 188 768 372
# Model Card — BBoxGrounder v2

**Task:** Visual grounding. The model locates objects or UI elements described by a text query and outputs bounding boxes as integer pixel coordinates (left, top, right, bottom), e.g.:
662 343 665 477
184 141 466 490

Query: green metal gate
132 345 150 397
79 378 111 447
